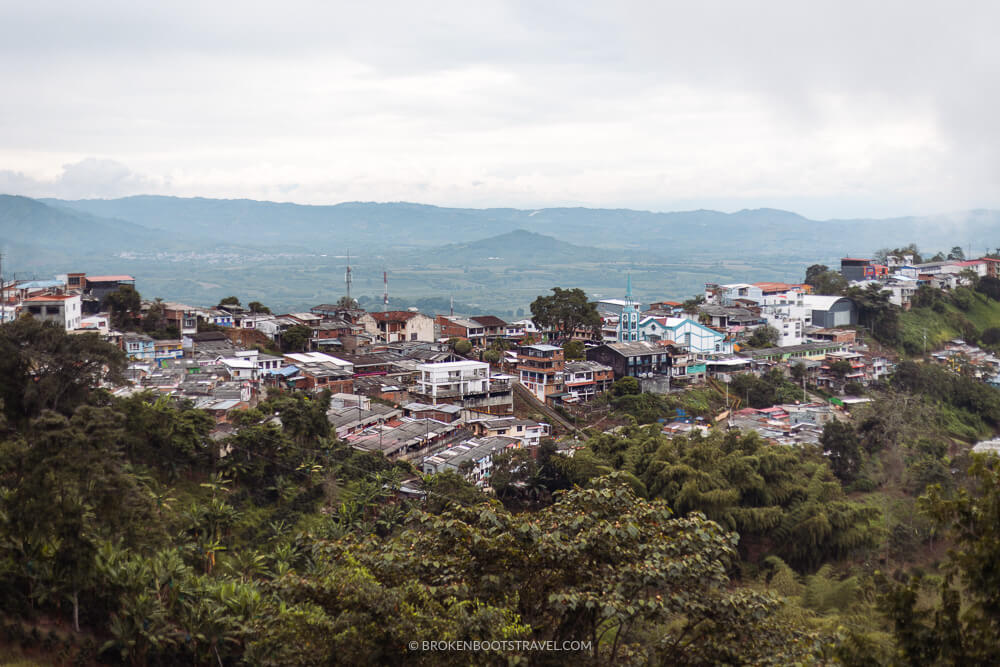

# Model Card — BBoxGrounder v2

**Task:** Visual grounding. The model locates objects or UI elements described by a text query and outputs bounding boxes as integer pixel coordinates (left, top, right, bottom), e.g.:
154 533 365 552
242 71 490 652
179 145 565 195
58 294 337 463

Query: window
410 332 418 340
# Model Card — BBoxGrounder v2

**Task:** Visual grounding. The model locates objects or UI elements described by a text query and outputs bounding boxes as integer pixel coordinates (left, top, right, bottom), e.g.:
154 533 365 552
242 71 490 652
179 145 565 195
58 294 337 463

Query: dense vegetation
2 318 1000 664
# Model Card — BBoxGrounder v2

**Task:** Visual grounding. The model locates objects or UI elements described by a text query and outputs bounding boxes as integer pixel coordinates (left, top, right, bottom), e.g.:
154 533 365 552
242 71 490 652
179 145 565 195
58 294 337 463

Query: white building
221 357 258 381
504 318 542 339
757 291 811 347
761 310 805 346
22 294 82 331
416 360 491 403
471 417 552 448
706 283 764 306
234 349 284 374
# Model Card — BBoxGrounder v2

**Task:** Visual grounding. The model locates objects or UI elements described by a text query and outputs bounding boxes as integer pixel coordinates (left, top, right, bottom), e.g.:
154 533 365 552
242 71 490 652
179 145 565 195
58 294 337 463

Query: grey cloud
1 2 999 216
0 158 160 199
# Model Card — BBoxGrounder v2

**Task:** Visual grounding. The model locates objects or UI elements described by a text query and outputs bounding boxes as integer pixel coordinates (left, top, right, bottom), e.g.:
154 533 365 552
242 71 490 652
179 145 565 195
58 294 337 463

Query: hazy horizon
11 191 997 224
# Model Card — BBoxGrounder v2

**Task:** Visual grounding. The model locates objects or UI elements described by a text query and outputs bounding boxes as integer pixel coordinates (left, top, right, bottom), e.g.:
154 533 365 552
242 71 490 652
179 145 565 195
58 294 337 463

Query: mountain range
2 193 998 313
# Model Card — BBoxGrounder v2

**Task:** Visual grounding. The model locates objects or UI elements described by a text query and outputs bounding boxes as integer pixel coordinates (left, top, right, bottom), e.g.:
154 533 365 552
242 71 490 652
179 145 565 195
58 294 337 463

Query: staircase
512 382 581 434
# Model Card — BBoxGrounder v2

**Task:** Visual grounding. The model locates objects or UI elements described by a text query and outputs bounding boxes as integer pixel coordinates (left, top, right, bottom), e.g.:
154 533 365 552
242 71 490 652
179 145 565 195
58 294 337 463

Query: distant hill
4 192 1000 312
407 229 619 266
0 195 164 266
41 195 1000 259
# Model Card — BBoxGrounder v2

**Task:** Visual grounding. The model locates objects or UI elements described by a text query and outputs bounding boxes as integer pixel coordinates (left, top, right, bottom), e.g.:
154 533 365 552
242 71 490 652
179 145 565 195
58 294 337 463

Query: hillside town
3 251 998 492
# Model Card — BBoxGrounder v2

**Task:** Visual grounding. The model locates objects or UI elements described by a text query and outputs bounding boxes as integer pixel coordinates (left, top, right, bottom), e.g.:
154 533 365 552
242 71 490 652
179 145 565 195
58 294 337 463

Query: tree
530 287 601 340
981 327 1000 347
294 474 821 664
117 392 215 475
820 420 861 483
959 268 981 290
806 268 848 296
451 338 473 355
976 275 1000 301
790 361 807 382
746 325 779 348
0 406 159 631
681 293 706 313
218 296 241 308
562 339 585 360
805 264 829 284
247 301 271 314
281 324 312 353
142 297 166 334
611 376 640 397
0 318 125 422
103 285 142 331
878 456 1000 664
947 245 965 260
335 296 357 309
846 284 899 344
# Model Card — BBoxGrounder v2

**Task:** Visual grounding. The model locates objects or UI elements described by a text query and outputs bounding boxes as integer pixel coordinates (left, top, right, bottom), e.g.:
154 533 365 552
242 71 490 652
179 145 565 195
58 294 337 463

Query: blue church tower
617 274 641 342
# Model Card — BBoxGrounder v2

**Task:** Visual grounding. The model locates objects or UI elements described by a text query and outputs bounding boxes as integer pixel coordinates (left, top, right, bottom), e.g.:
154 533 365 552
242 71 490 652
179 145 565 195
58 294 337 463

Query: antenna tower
383 271 388 312
345 250 352 301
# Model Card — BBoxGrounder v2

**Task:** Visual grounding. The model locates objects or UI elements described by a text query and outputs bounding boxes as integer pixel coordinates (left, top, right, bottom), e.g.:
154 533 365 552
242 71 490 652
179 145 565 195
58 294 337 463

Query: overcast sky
1 1 998 218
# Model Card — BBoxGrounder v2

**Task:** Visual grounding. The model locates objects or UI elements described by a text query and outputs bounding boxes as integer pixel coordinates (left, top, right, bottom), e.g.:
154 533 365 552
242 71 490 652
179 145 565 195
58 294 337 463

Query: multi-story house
587 341 705 379
504 319 542 341
760 310 805 347
162 303 199 336
77 274 136 314
22 293 82 331
123 332 156 360
470 316 508 341
412 360 514 415
153 339 183 361
435 316 487 345
470 418 551 448
516 344 565 401
562 360 615 402
361 311 434 343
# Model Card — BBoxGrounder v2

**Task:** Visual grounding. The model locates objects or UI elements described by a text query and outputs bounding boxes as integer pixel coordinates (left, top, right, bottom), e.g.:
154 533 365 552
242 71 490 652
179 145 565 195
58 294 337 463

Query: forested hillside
2 318 1000 664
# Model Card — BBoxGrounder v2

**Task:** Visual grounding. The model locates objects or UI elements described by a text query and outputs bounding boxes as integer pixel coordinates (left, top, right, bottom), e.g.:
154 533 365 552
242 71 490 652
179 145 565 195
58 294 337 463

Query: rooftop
24 294 75 301
368 310 422 322
521 344 562 352
86 275 135 282
470 315 507 327
600 340 675 356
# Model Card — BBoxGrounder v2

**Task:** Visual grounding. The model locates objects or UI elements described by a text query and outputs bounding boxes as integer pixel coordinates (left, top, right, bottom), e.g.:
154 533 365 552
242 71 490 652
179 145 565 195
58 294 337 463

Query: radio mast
345 250 352 302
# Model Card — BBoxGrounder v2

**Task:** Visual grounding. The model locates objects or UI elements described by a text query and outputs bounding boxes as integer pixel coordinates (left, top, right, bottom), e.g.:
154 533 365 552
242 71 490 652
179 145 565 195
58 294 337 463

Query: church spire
618 273 641 342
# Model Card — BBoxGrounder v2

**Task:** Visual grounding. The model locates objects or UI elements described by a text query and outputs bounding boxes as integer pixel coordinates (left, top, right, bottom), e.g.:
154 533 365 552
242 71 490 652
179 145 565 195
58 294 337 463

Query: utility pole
923 327 927 357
